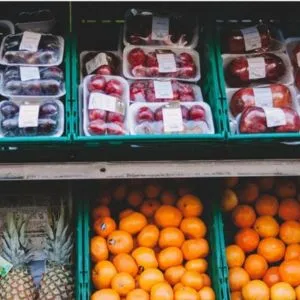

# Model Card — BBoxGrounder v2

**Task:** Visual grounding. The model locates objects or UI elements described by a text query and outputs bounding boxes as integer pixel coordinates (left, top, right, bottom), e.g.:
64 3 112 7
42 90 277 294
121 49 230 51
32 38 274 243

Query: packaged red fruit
225 53 286 87
239 106 300 134
230 84 292 117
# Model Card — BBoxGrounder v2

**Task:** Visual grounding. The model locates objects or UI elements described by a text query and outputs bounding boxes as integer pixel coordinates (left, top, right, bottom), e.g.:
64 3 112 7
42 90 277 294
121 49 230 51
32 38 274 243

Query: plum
1 118 18 135
178 52 194 65
4 81 22 95
0 101 19 118
23 82 42 96
146 52 158 67
128 48 146 67
41 80 61 95
37 118 57 134
39 102 59 118
179 64 196 79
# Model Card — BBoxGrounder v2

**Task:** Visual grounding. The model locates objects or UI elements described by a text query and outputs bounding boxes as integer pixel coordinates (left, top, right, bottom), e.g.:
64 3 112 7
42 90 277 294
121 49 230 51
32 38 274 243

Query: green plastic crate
71 22 225 146
80 179 229 299
213 20 300 143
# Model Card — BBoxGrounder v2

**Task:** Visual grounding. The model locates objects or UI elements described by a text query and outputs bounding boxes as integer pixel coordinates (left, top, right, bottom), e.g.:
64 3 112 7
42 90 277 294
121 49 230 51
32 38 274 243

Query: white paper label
19 31 41 52
152 16 169 41
88 92 121 113
154 80 174 99
162 107 184 132
247 57 266 79
263 107 286 127
296 52 300 68
157 53 177 73
18 105 39 128
20 67 40 81
241 26 262 51
85 53 109 75
253 88 273 107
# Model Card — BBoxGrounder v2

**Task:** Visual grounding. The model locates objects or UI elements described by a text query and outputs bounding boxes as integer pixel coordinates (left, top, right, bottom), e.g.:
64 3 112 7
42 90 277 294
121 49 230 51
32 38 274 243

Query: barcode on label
88 92 119 113
263 107 286 127
253 88 273 107
241 26 262 51
154 80 174 99
18 105 39 128
162 107 183 132
20 67 40 81
152 16 169 41
85 53 109 75
157 54 177 73
247 57 266 79
19 31 41 52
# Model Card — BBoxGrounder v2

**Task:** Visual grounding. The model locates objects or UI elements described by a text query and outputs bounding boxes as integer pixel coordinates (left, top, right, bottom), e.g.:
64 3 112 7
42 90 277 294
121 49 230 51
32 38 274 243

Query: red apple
132 65 147 77
146 52 158 67
96 65 113 75
88 75 106 92
88 109 107 121
107 121 126 135
88 119 106 135
239 107 269 133
189 105 206 121
136 106 154 123
104 79 123 96
107 112 124 123
128 48 146 67
275 107 300 132
179 52 194 65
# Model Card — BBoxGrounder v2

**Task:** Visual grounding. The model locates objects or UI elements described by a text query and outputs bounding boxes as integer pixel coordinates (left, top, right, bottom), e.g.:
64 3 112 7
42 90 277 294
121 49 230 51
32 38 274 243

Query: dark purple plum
40 67 63 81
41 80 60 95
37 118 57 134
5 81 23 95
23 82 42 96
0 101 19 118
39 102 59 118
1 118 19 136
19 127 38 136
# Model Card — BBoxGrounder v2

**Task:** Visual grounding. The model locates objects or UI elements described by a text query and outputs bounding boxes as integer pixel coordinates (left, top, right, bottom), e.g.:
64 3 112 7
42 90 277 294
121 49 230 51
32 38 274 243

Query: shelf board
0 159 299 180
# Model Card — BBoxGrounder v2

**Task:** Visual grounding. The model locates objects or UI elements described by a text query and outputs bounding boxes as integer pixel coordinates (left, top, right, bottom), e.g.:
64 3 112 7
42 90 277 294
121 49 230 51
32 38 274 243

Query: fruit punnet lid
123 8 199 49
0 32 64 67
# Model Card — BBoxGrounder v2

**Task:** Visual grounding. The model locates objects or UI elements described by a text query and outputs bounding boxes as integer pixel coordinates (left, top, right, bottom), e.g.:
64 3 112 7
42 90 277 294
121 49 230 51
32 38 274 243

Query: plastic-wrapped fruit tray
0 99 64 137
129 79 203 102
128 101 215 135
0 66 65 98
123 8 199 48
0 32 64 66
123 45 201 82
82 75 130 136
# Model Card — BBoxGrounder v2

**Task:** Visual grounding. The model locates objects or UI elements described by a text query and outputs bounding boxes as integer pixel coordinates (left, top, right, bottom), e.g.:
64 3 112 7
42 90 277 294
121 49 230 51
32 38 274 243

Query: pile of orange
90 181 216 300
222 177 300 300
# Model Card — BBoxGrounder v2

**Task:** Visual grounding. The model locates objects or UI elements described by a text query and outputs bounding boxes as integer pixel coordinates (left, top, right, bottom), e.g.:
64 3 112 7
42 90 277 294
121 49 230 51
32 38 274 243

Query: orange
279 198 300 221
92 260 117 289
119 212 147 235
113 183 128 201
158 227 185 248
107 230 134 255
270 282 296 300
237 182 259 204
275 179 297 198
138 268 164 292
257 237 285 263
242 280 269 300
127 189 144 207
144 182 161 198
234 228 260 253
160 190 177 205
228 267 250 292
257 177 275 192
113 254 138 277
137 224 159 248
90 236 109 262
198 287 215 300
164 265 186 286
158 247 183 270
174 286 200 300
150 282 173 300
180 217 207 239
181 238 209 260
295 286 300 300
255 194 279 216
230 291 243 300
221 189 238 212
140 200 160 218
93 217 116 238
244 254 268 280
154 205 183 228
226 245 245 268
280 221 300 244
185 259 208 273
132 247 158 271
253 215 279 238
181 270 204 291
119 209 134 219
263 267 281 287
223 177 239 188
285 244 300 261
201 273 211 287
91 289 120 300
126 289 149 300
279 260 300 287
232 205 256 228
96 190 112 206
111 273 135 296
92 205 111 220
176 194 203 217
173 283 184 291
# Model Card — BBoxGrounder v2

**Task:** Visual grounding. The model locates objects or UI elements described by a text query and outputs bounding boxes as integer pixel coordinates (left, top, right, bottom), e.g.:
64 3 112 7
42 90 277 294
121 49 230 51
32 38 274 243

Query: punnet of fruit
0 32 64 66
221 176 300 300
90 180 216 300
286 38 300 91
123 8 199 48
1 66 65 98
123 46 201 82
83 75 130 136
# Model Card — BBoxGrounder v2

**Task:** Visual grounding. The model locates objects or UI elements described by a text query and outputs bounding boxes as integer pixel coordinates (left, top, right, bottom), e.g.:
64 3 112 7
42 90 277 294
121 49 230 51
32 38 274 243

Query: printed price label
154 80 174 99
162 107 184 132
20 67 40 81
241 26 262 51
0 255 13 278
157 53 177 73
85 53 109 75
253 88 273 107
263 107 286 127
247 57 266 79
296 52 300 68
19 31 41 52
88 92 124 114
152 16 169 41
18 105 39 128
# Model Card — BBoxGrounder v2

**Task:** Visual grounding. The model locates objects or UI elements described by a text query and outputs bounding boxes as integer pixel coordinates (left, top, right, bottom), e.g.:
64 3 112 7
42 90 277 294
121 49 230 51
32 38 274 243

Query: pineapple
0 213 37 300
38 202 74 300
